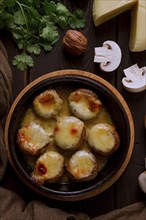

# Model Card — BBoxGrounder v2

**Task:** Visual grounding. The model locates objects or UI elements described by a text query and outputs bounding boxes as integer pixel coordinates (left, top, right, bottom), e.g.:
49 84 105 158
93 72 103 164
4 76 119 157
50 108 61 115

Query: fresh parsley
0 0 86 71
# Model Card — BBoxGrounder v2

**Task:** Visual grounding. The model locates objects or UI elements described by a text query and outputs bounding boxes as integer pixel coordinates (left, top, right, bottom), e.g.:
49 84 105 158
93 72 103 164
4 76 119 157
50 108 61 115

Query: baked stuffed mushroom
17 123 51 156
33 89 63 118
87 123 120 156
68 89 102 120
54 116 86 150
32 151 65 184
67 150 98 181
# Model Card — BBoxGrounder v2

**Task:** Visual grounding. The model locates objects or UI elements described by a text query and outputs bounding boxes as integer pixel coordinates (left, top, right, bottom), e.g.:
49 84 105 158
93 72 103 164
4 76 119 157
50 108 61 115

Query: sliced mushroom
138 158 146 194
138 171 146 194
94 40 122 72
122 64 146 93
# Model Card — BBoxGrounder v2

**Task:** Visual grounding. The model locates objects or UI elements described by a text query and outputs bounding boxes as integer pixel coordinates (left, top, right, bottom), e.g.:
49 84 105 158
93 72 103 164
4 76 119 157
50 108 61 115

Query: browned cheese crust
68 89 102 120
67 150 99 181
33 89 63 119
54 116 86 150
32 151 65 184
17 123 51 156
87 123 120 156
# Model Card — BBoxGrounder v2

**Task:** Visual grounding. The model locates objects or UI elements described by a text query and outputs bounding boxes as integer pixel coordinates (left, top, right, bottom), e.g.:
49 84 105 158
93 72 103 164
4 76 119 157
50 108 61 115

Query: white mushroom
94 40 122 72
138 171 146 194
138 158 146 194
122 64 146 93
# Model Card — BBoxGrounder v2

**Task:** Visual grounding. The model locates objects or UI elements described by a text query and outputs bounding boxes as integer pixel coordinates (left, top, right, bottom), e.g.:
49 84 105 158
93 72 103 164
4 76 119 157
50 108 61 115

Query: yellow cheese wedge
93 0 137 26
130 0 146 51
93 0 146 52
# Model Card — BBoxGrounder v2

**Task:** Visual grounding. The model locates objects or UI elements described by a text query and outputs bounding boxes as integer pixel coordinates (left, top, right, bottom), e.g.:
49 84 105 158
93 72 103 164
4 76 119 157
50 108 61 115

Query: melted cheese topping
19 87 117 183
69 89 102 120
32 151 64 183
54 116 85 150
33 89 63 118
67 150 98 180
88 123 117 153
17 123 51 155
21 108 56 136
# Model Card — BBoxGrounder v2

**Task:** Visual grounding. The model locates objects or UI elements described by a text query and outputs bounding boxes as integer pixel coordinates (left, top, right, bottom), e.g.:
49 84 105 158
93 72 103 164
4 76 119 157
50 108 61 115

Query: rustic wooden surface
1 0 146 218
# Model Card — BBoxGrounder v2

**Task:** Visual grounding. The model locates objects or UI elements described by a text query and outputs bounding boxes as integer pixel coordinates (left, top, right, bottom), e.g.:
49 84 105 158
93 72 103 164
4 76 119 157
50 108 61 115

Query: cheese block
93 0 136 26
129 0 146 51
93 0 146 52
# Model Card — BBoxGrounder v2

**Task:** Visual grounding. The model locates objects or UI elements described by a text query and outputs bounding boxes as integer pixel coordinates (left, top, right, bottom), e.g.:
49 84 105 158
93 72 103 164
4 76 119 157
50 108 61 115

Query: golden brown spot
37 163 47 176
70 127 78 135
89 101 101 112
17 131 25 145
73 168 83 179
54 126 60 132
73 92 81 102
38 92 54 104
18 131 24 139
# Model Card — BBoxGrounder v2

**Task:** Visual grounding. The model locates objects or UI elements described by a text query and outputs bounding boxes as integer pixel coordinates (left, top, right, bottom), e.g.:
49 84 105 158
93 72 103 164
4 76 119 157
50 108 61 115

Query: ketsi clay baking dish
4 70 134 201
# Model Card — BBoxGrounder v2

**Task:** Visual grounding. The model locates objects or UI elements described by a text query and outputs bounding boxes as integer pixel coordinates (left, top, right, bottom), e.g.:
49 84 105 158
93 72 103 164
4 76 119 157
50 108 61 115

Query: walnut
63 30 88 55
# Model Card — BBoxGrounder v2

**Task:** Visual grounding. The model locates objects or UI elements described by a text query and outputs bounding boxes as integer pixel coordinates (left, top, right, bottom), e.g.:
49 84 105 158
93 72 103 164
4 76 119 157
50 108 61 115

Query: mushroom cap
94 40 122 72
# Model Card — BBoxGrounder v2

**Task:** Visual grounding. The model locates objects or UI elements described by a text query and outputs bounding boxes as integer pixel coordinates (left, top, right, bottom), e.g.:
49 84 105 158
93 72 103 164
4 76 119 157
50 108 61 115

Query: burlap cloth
0 41 146 220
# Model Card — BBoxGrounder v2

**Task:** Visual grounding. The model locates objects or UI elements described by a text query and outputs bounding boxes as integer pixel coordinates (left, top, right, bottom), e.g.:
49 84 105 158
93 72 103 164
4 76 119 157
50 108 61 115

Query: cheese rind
93 0 137 26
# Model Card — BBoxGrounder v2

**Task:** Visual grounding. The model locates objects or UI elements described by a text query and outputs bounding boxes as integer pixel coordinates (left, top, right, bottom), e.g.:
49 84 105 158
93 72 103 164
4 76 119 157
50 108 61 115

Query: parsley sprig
0 0 85 71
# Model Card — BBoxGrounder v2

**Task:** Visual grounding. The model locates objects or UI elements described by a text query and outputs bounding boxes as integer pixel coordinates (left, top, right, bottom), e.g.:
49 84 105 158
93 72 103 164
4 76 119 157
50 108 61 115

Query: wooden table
1 1 146 218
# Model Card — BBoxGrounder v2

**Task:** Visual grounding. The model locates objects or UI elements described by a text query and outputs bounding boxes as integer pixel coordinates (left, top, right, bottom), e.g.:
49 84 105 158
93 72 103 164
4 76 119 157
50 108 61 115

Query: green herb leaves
0 0 85 71
13 53 34 71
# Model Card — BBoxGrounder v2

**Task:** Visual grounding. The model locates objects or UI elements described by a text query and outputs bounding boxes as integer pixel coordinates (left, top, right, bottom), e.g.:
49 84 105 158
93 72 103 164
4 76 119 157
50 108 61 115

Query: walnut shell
63 30 88 55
